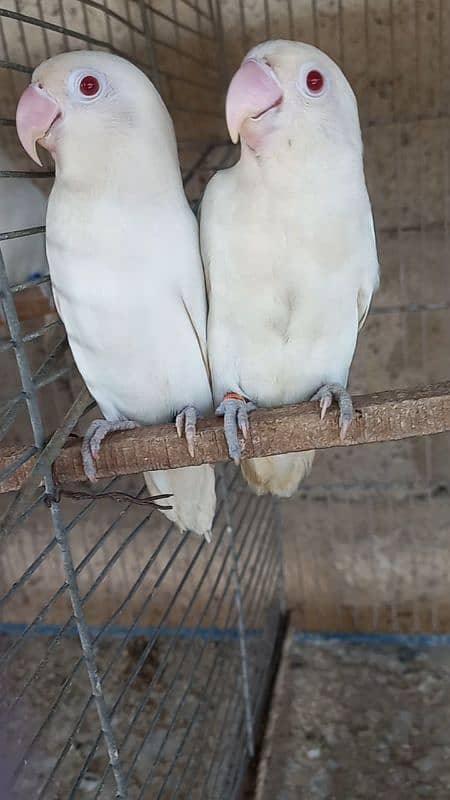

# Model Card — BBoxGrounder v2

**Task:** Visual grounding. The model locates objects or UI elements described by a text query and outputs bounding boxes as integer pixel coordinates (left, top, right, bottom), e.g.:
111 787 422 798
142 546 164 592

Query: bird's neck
53 131 184 201
239 136 364 194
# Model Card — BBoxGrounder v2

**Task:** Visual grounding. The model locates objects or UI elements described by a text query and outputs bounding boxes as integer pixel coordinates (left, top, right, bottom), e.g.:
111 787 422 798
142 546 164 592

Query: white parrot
16 50 216 537
200 40 379 497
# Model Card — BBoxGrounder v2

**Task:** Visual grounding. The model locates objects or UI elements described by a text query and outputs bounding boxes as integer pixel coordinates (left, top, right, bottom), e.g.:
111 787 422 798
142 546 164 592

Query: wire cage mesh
0 0 449 798
216 0 450 634
0 3 282 798
0 463 283 798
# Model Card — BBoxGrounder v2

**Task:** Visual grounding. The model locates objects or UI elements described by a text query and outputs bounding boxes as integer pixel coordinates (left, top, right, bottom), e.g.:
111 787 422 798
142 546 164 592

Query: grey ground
0 634 246 800
256 637 450 800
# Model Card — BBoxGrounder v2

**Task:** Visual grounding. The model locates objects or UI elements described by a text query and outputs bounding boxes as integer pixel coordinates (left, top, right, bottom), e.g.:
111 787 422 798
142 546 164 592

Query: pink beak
225 58 283 144
16 83 61 166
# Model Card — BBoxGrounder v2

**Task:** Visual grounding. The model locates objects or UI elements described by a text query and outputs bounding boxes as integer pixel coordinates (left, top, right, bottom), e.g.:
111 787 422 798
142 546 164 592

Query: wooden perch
1 382 449 494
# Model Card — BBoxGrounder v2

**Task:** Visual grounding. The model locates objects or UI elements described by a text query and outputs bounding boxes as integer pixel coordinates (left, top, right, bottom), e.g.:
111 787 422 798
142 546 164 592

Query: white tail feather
144 465 216 540
241 451 315 497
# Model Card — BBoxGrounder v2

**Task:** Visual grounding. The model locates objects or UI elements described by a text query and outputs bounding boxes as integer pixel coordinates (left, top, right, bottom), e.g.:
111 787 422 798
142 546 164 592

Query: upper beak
225 58 283 144
16 83 61 166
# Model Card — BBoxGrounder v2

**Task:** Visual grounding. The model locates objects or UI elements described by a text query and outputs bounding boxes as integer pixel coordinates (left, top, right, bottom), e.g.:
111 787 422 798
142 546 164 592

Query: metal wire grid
0 0 228 470
198 0 450 626
0 3 281 798
0 1 225 249
0 0 449 795
0 450 283 797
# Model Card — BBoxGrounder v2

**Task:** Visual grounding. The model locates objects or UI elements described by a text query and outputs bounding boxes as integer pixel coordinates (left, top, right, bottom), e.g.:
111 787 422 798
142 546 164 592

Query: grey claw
339 401 353 440
81 420 104 482
81 418 139 482
238 411 249 439
340 417 352 441
175 415 184 439
319 393 332 420
175 405 199 458
311 383 354 439
81 440 98 483
90 424 108 460
227 433 242 465
216 396 256 463
237 403 253 439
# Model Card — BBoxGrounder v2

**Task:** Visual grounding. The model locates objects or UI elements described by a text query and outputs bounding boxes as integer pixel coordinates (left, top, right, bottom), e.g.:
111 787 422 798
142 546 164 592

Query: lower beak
16 83 61 166
225 58 283 144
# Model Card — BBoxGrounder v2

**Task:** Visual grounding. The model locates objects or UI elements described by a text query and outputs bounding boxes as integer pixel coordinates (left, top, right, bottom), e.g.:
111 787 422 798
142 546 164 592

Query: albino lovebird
200 40 379 497
16 50 216 537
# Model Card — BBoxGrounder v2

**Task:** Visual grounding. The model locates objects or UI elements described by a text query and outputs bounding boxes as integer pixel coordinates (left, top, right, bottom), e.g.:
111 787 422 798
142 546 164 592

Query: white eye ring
67 68 106 102
297 62 327 98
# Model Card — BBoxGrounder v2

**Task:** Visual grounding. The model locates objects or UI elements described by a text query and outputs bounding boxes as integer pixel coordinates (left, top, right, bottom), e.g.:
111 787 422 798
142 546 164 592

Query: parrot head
16 50 169 167
225 40 361 155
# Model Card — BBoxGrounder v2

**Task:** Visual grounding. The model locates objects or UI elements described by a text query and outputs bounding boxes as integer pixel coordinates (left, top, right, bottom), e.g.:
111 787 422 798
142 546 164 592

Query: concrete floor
255 630 450 800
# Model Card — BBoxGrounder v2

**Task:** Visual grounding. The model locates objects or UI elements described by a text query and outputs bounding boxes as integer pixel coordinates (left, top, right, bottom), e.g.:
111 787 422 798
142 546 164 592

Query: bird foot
81 418 139 482
175 405 200 458
216 392 256 464
311 383 353 440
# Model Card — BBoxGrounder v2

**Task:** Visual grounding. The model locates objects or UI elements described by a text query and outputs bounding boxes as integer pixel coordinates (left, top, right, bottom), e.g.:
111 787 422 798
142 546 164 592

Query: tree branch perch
1 382 449 494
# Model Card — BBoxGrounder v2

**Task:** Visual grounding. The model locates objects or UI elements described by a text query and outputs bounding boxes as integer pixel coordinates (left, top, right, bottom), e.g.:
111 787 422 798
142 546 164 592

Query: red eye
79 75 100 97
306 69 324 94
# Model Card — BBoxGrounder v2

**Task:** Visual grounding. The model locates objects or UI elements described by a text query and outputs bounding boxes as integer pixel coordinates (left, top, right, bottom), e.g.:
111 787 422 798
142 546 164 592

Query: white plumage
200 40 379 497
16 50 216 537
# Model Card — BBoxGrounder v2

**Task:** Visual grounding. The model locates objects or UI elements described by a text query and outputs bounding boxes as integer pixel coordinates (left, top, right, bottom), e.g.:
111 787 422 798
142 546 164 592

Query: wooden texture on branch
1 382 449 494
